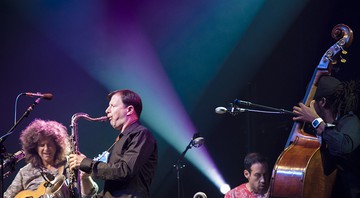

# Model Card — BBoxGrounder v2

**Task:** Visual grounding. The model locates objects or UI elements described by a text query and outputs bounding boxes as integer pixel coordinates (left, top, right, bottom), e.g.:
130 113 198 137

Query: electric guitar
14 181 48 198
15 174 70 198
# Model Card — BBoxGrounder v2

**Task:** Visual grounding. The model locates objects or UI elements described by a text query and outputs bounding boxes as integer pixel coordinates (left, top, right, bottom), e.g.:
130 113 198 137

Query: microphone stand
0 98 41 198
174 140 192 198
174 135 204 198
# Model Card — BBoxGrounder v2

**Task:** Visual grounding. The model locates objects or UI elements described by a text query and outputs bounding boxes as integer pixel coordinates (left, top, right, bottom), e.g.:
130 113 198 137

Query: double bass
270 24 353 198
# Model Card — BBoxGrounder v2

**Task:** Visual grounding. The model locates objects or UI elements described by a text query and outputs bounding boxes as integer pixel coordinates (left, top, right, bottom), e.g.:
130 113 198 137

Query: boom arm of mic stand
0 98 41 143
234 99 295 116
176 143 191 166
0 98 41 198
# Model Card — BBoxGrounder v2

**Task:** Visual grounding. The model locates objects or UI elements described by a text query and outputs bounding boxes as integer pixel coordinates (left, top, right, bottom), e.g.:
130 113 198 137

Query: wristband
312 118 324 129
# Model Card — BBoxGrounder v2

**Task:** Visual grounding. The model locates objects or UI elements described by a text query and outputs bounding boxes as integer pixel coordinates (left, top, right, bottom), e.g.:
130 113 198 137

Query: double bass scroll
270 24 353 198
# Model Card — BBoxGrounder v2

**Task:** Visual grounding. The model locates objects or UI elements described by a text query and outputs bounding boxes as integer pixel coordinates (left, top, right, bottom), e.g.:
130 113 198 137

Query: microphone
1 150 25 170
24 92 53 100
190 133 205 148
191 137 205 148
215 106 246 114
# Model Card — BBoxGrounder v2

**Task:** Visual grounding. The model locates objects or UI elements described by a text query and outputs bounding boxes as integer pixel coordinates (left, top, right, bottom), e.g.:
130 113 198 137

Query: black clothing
322 112 360 198
80 121 158 198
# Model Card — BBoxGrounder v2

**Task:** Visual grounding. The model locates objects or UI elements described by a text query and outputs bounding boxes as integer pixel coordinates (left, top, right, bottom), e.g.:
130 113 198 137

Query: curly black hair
323 80 360 117
20 119 71 168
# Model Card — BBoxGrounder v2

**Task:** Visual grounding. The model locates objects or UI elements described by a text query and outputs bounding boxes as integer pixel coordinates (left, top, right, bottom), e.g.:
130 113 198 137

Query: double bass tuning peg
340 55 346 63
332 55 346 64
339 45 348 55
339 45 347 63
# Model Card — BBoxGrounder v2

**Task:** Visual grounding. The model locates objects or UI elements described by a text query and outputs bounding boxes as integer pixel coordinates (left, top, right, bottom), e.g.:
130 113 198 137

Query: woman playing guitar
4 119 97 198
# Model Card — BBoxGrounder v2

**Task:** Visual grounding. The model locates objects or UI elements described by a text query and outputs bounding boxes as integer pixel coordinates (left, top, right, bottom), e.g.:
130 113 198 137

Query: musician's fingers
293 116 301 121
293 106 305 115
292 108 298 113
298 102 306 108
309 100 315 109
68 154 75 160
293 107 303 114
68 155 77 169
70 160 79 170
293 106 300 111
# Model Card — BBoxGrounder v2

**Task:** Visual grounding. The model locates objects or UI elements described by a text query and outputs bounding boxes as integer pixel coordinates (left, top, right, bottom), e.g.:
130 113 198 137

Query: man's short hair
107 89 143 117
244 152 267 173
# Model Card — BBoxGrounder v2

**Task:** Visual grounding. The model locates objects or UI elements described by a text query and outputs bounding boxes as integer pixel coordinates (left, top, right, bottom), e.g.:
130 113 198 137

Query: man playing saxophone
4 119 98 198
69 89 158 198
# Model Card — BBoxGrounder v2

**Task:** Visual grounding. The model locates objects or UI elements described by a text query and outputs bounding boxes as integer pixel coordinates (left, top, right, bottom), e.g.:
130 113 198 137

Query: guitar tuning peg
331 60 338 65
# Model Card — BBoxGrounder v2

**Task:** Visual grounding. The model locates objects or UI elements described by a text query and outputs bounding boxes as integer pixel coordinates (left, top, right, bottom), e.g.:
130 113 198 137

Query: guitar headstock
317 24 353 73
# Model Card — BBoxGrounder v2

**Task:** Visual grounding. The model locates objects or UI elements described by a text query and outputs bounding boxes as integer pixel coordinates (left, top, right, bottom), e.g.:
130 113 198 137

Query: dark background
1 0 359 197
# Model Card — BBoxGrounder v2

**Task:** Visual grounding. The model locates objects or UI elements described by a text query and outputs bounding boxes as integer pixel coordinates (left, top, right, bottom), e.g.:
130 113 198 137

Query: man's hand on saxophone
68 153 86 170
68 153 99 197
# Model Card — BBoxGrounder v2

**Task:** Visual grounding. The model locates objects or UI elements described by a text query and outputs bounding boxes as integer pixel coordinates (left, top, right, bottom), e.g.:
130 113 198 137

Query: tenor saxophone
69 113 107 197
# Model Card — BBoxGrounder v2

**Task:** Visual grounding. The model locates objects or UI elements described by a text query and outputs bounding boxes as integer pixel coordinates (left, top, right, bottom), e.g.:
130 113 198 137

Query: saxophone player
69 89 158 198
4 119 98 198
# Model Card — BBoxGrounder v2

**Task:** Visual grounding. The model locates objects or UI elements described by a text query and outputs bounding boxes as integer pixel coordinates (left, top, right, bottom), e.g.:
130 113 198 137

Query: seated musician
224 152 269 198
293 75 360 197
4 119 98 198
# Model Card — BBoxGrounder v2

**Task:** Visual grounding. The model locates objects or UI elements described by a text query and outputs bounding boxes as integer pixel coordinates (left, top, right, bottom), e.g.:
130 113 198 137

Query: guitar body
15 181 47 198
270 24 353 198
14 174 71 198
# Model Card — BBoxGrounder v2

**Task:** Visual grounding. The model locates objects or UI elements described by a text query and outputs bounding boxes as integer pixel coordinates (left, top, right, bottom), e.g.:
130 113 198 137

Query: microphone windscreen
215 107 227 114
42 93 53 100
192 137 205 148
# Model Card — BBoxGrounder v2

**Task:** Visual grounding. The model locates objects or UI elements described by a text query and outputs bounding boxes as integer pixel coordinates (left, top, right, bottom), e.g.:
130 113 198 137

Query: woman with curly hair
4 119 98 198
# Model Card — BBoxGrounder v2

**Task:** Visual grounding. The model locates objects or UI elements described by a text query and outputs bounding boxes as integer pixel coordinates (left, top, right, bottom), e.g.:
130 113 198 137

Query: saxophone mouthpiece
98 116 108 122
